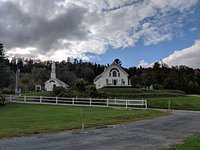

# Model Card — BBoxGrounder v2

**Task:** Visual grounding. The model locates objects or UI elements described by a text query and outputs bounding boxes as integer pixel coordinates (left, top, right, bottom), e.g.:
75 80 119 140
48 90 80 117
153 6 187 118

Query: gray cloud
0 0 199 64
102 0 144 12
0 1 31 48
0 0 88 53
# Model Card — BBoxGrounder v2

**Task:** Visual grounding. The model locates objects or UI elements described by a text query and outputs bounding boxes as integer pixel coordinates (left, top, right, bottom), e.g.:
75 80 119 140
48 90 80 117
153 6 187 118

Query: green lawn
98 88 200 110
99 88 185 98
147 96 200 111
0 103 168 138
166 135 200 150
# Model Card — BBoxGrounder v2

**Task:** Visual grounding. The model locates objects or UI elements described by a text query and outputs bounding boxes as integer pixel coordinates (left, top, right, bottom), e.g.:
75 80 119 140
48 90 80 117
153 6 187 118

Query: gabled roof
94 62 129 82
112 62 129 76
45 78 69 87
93 74 102 82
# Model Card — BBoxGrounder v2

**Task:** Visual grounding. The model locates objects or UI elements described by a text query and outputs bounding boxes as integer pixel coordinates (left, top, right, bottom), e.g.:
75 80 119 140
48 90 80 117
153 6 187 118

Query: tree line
0 43 200 94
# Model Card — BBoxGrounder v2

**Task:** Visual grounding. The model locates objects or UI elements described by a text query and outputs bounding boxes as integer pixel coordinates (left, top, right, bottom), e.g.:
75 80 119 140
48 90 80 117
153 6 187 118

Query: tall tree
113 59 122 66
0 43 11 89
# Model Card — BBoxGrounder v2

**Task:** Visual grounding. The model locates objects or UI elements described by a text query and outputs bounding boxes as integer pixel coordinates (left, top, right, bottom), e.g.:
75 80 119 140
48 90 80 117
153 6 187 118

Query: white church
94 61 131 89
44 62 69 91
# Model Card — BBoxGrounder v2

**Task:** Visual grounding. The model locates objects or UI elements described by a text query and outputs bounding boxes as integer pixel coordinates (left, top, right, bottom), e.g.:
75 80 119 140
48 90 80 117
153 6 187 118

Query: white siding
94 64 131 89
45 79 68 91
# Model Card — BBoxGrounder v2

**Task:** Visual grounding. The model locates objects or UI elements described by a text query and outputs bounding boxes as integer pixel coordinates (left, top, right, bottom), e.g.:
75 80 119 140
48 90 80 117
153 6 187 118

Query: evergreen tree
0 43 11 89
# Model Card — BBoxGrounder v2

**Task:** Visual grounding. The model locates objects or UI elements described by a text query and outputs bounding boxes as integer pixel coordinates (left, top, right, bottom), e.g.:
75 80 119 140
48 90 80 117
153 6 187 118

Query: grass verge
99 88 185 98
166 135 200 150
147 96 200 111
0 103 169 138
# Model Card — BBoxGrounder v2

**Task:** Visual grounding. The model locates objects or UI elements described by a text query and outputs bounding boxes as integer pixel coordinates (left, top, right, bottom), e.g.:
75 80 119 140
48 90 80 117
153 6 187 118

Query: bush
74 78 89 93
52 86 66 96
85 85 108 98
86 85 98 98
50 87 75 97
0 93 9 106
1 88 13 94
50 87 84 98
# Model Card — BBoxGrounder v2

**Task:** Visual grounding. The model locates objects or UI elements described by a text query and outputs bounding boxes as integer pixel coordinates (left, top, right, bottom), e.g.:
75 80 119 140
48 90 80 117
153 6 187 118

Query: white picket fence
9 95 147 109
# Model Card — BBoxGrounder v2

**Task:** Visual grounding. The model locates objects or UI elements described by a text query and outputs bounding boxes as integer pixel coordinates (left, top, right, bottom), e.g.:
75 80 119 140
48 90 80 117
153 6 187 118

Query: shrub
74 78 88 93
86 85 98 98
0 93 9 106
1 88 13 94
50 87 83 98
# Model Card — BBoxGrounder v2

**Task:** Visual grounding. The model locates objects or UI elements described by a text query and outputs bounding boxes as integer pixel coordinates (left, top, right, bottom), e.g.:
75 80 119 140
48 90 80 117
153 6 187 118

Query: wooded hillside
1 44 200 94
1 57 199 94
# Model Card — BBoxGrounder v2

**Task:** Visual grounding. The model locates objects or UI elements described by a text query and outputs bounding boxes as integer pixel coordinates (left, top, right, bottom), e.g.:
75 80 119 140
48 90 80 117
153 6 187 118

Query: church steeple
51 62 56 78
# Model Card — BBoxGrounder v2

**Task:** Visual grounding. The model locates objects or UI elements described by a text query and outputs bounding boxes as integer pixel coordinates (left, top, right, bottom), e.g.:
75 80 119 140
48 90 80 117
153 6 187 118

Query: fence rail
9 95 147 109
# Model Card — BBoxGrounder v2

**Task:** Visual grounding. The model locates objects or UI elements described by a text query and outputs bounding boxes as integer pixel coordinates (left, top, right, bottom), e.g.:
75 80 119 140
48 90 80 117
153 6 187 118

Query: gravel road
0 110 199 150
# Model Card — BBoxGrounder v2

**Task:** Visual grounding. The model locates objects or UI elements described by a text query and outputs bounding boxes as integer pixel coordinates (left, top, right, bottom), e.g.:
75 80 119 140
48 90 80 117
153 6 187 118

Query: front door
53 84 56 90
113 80 117 85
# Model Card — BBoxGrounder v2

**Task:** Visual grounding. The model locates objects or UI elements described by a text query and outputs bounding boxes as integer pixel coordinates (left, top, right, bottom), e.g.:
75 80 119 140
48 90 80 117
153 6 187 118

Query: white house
94 61 131 89
44 62 69 91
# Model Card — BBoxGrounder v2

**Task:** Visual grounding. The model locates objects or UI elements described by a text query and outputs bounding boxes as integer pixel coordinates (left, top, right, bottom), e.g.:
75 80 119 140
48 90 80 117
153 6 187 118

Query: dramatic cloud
138 39 200 68
162 39 200 68
0 0 199 61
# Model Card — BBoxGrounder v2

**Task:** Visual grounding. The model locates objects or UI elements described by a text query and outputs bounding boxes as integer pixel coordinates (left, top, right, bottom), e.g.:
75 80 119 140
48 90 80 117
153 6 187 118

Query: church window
113 71 117 77
49 80 55 83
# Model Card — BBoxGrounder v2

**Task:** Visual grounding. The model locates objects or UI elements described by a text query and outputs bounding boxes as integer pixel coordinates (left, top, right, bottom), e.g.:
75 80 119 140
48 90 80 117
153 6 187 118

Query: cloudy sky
0 0 200 68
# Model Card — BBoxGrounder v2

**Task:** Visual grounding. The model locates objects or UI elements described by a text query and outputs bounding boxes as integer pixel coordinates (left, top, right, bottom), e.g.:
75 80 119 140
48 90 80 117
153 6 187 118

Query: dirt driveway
0 110 200 150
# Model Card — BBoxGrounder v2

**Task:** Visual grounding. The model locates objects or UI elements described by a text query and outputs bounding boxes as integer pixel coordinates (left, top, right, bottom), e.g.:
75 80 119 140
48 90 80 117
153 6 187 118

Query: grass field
0 103 168 138
11 87 200 111
99 88 200 111
99 88 185 94
147 96 200 111
99 88 185 98
166 135 200 150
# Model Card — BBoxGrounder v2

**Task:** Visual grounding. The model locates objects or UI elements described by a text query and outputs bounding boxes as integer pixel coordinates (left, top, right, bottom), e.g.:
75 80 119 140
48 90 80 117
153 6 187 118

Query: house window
110 68 120 77
106 79 108 85
113 71 117 77
121 79 125 85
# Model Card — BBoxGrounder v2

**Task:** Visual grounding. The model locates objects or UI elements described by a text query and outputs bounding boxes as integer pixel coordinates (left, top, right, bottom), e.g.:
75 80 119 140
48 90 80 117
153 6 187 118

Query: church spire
51 62 56 78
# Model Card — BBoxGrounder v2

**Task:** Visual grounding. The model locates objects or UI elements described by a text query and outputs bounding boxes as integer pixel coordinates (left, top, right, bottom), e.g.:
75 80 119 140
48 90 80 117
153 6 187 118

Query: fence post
56 97 58 104
72 97 74 105
145 100 147 109
24 95 26 102
168 100 171 112
40 96 42 103
90 98 92 106
107 98 109 107
9 95 12 102
126 100 128 109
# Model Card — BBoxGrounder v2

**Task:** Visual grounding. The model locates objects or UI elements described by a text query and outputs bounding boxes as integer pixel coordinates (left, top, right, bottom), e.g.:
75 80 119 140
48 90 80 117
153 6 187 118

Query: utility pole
15 59 19 94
